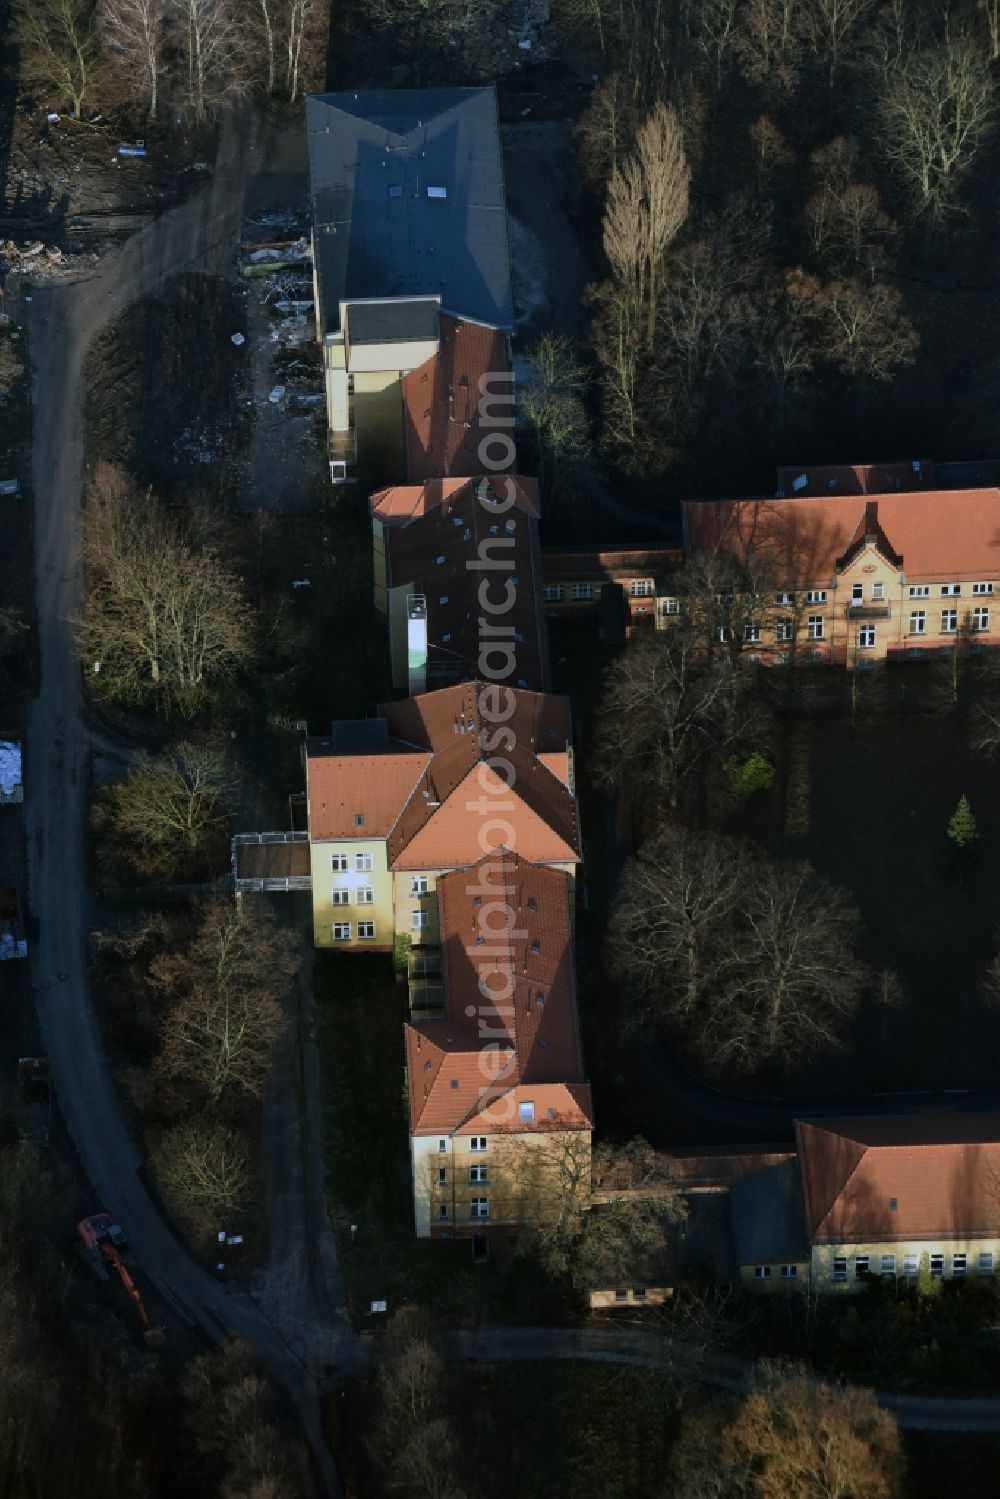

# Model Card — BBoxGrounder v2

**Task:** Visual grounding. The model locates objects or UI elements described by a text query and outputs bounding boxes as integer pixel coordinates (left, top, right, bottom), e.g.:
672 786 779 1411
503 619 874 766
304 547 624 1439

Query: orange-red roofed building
682 463 1000 666
404 850 592 1238
370 474 549 695
305 681 579 950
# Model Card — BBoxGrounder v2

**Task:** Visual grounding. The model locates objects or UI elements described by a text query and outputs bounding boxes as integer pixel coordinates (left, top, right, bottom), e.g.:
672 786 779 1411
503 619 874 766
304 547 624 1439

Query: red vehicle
76 1214 163 1348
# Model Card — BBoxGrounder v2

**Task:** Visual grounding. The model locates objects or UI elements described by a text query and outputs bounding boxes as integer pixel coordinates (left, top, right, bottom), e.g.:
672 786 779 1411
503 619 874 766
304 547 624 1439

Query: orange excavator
76 1214 164 1349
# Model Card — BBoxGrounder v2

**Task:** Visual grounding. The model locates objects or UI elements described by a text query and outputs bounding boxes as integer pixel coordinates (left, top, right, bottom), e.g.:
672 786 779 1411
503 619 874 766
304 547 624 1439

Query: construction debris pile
1 239 99 277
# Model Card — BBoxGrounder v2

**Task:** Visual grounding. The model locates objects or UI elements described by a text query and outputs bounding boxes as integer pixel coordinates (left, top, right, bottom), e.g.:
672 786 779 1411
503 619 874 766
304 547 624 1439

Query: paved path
22 109 345 1497
438 1326 1000 1432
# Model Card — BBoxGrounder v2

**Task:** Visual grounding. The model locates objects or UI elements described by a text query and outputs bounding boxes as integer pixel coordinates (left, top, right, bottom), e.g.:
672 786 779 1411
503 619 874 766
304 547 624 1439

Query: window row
754 1264 799 1280
331 922 377 941
543 580 658 603
909 608 990 634
437 1136 488 1151
330 852 374 872
735 611 993 647
832 1251 994 1280
437 1198 490 1221
437 1166 489 1185
331 887 375 906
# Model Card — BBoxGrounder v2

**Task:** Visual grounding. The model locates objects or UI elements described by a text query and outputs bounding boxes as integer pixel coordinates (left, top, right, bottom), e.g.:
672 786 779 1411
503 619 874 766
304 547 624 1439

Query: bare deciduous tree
12 0 99 118
609 826 753 1023
575 72 635 192
104 741 236 879
82 463 252 714
612 833 868 1071
96 0 165 117
283 0 327 102
805 182 897 278
151 899 295 1106
671 1365 904 1498
875 29 996 222
520 332 591 498
603 101 690 345
802 0 875 86
152 1120 250 1224
817 278 918 381
175 0 248 122
594 627 766 811
748 115 793 194
735 0 806 94
691 0 739 91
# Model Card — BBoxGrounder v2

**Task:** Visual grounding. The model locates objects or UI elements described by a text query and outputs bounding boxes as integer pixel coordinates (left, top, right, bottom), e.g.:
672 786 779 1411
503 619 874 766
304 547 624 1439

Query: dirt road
23 108 345 1496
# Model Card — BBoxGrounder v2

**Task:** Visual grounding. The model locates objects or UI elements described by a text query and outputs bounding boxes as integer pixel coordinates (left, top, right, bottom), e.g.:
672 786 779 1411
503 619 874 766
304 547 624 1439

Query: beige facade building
731 1114 1000 1292
404 850 592 1239
305 681 580 952
683 462 1000 666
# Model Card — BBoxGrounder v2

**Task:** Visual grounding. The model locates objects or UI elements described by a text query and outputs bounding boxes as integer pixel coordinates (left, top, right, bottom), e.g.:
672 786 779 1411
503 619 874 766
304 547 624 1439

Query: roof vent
355 814 365 828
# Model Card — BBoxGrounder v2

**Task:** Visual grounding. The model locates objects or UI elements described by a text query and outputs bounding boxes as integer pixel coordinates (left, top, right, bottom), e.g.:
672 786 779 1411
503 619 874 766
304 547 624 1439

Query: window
410 875 429 895
941 609 958 632
754 1265 772 1280
780 1264 798 1280
438 1139 447 1153
438 1168 447 1185
858 625 876 649
633 1287 647 1301
852 583 864 603
518 1101 535 1123
808 615 824 641
974 582 993 595
355 814 365 829
614 1288 628 1302
806 589 827 604
909 585 930 598
930 1253 944 1278
411 910 429 931
775 591 795 606
357 921 376 940
832 1257 848 1282
470 1197 489 1219
572 583 594 600
332 923 351 942
331 889 350 906
355 853 372 872
356 887 374 905
974 607 989 632
776 619 793 643
716 626 732 643
744 621 761 643
660 596 680 615
630 580 654 597
543 584 563 603
979 1252 994 1275
855 1256 869 1279
952 1253 968 1277
941 583 961 596
872 582 885 601
330 853 348 872
881 1254 896 1277
909 610 926 635
427 185 447 199
438 1204 449 1220
903 1254 919 1277
470 1164 488 1183
907 647 925 659
889 1198 897 1212
469 1137 487 1152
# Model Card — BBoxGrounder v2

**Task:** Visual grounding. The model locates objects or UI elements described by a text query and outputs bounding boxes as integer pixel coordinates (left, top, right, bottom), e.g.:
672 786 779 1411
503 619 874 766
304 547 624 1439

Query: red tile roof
405 850 592 1137
401 316 511 482
380 681 579 870
683 487 1000 585
306 745 432 840
306 684 580 869
796 1115 1000 1244
371 475 549 693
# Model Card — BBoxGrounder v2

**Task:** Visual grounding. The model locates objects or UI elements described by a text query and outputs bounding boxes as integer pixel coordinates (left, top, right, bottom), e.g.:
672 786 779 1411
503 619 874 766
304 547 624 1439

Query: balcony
845 604 891 619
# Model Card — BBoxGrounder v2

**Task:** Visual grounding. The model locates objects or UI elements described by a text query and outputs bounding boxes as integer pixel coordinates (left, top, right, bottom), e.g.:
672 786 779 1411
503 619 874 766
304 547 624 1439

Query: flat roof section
307 87 514 337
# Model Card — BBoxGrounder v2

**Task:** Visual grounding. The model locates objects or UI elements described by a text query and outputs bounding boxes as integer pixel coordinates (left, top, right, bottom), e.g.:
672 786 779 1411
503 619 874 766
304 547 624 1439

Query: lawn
336 1360 682 1499
762 709 1000 1096
314 952 573 1328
